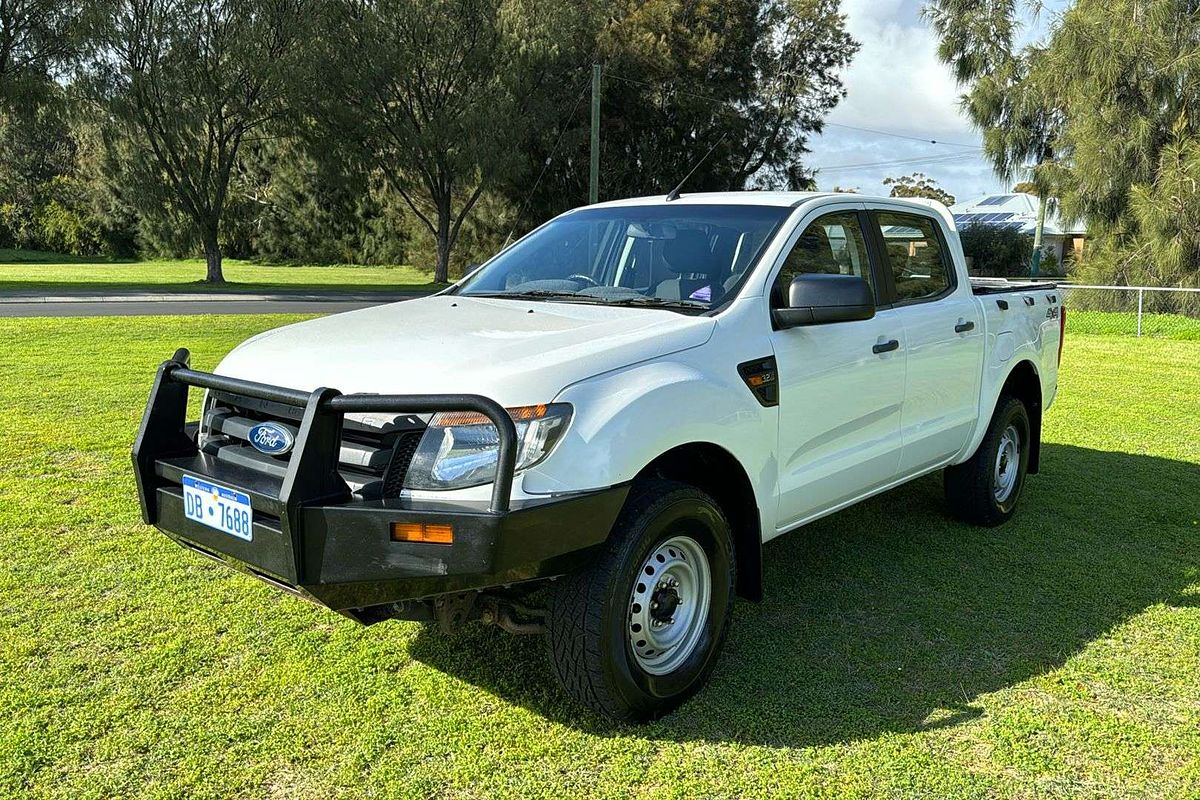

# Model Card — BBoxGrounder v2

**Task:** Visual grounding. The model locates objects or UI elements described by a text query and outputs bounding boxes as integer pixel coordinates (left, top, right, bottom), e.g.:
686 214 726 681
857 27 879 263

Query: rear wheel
944 395 1031 526
545 480 735 721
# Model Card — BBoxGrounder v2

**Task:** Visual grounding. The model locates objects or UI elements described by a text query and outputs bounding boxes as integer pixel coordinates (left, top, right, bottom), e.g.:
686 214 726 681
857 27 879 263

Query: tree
928 0 1200 287
309 0 588 283
0 92 73 239
230 136 412 266
926 1 1062 273
87 0 312 283
518 0 857 227
740 0 861 190
0 0 86 108
882 172 955 206
1040 1 1200 287
1012 181 1037 194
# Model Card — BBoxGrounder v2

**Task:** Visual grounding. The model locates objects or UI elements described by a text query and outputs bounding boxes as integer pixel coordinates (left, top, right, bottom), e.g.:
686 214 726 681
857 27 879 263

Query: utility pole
589 63 601 205
1030 192 1047 277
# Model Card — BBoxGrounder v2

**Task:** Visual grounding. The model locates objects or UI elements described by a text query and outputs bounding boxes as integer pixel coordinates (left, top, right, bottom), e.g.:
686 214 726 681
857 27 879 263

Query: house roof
949 194 1087 237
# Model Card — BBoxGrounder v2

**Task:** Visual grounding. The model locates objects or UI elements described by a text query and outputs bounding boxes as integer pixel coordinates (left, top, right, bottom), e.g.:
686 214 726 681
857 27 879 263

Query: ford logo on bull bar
247 422 295 456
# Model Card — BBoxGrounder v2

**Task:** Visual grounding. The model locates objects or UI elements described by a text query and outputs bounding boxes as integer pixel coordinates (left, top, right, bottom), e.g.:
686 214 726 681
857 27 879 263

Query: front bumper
132 349 627 614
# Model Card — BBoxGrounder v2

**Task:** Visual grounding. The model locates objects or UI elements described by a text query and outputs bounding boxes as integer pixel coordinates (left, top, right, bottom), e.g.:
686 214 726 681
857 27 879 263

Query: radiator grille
199 391 425 498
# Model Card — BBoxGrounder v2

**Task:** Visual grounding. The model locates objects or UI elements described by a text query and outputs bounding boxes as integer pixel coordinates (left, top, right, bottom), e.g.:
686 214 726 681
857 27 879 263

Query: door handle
954 320 975 333
872 339 900 354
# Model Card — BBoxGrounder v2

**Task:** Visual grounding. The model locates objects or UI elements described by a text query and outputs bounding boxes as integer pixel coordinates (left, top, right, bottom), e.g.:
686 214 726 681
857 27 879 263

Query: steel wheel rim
628 534 712 676
994 424 1020 503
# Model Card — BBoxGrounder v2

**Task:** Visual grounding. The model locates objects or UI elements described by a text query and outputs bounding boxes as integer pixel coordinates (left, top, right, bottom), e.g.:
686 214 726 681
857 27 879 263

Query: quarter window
877 212 952 301
772 212 872 305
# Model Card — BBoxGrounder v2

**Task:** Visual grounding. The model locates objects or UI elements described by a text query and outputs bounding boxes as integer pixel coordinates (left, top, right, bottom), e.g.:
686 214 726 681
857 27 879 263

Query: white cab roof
585 191 941 213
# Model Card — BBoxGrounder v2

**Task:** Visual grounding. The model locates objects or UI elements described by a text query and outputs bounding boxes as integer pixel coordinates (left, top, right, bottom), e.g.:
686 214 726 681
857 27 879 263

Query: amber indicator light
737 356 780 407
391 522 454 545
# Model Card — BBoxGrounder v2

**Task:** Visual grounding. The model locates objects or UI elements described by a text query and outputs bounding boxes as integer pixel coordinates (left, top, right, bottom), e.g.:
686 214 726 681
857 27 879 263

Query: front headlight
403 403 572 490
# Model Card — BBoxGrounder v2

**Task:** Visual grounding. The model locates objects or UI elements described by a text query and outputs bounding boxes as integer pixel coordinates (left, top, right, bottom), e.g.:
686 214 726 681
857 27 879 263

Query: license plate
182 475 253 541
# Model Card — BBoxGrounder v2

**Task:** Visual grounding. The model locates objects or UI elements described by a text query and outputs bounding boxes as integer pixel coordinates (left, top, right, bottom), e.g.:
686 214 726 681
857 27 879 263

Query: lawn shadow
407 443 1200 747
0 280 443 295
0 248 136 265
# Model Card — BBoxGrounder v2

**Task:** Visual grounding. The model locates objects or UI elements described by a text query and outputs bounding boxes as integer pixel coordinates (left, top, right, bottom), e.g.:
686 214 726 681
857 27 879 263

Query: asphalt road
0 299 391 317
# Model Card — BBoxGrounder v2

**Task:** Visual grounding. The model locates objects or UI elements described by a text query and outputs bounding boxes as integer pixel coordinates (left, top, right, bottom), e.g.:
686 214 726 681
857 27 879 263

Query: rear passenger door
871 210 984 476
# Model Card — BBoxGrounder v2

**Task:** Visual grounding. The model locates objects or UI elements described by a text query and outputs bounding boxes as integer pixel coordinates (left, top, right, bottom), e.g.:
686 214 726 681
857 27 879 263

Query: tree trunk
434 195 452 284
202 230 225 284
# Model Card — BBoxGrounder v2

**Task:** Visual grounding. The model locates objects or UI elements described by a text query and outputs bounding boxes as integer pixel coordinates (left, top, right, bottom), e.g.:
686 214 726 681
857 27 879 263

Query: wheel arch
633 442 763 602
997 359 1043 474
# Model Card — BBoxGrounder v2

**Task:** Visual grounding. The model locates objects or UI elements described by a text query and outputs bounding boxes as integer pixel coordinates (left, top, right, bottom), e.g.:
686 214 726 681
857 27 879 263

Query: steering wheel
566 274 600 288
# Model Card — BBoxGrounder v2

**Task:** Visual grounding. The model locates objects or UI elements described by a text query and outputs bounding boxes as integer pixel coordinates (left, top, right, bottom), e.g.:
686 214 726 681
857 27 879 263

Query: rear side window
877 212 951 302
772 212 872 305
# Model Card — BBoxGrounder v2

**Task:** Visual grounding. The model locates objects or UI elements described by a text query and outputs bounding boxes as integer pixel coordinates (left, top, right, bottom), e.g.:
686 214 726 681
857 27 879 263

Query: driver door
769 208 908 530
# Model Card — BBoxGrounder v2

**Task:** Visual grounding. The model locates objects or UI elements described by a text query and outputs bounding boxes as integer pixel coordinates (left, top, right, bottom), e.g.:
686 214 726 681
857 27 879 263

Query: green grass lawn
2 317 1198 798
0 249 440 294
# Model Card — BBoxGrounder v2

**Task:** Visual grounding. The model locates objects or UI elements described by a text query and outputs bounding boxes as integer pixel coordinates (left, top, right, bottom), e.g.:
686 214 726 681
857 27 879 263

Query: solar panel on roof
978 195 1015 206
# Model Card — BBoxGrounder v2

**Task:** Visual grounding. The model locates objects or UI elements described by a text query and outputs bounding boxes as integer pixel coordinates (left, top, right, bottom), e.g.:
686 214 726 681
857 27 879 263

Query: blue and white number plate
182 475 253 541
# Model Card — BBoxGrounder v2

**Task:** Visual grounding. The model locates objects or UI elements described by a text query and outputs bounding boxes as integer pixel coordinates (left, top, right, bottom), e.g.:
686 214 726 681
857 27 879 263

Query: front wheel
944 395 1031 526
545 480 735 721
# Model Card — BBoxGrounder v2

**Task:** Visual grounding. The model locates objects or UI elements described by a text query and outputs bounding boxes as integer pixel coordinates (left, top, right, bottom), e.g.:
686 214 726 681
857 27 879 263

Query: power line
505 76 594 246
816 152 979 171
603 71 727 106
820 122 981 149
602 70 982 150
813 152 981 173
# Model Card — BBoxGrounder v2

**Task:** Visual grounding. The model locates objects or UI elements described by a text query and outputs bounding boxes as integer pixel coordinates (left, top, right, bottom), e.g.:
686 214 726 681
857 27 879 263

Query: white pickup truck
133 192 1064 721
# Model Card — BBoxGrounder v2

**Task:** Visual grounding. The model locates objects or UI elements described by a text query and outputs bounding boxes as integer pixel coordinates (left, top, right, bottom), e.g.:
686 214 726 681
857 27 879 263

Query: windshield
456 204 792 311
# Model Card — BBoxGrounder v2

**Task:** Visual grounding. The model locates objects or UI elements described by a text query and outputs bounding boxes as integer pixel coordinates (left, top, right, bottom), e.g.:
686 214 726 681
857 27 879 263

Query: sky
805 0 1065 204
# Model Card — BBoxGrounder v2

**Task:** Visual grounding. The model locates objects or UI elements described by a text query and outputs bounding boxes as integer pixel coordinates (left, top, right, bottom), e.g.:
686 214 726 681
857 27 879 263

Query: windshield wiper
472 290 707 311
473 289 589 301
599 296 708 310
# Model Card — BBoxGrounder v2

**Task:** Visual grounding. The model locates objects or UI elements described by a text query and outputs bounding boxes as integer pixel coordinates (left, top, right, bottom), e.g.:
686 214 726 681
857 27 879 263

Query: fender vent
737 356 779 407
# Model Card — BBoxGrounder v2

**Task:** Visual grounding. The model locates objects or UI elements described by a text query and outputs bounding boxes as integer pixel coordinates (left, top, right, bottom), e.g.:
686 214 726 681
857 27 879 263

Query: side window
772 212 872 305
877 212 952 302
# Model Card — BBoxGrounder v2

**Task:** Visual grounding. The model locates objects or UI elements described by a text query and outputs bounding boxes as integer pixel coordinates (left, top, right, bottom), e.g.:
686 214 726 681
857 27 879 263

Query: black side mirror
772 273 875 329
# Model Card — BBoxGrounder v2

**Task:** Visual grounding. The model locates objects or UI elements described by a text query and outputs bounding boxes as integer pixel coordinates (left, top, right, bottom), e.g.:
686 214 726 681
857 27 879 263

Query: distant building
950 193 1087 268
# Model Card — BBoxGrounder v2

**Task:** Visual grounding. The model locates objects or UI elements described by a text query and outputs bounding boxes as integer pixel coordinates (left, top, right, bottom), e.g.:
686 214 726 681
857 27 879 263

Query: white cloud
806 0 1004 201
833 0 971 137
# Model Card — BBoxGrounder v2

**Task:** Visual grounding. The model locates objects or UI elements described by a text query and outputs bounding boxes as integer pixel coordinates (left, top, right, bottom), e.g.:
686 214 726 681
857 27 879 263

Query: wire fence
1061 285 1200 341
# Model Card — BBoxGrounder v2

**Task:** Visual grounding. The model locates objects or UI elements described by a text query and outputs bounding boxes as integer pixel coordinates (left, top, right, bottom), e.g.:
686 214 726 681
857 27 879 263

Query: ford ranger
132 192 1065 721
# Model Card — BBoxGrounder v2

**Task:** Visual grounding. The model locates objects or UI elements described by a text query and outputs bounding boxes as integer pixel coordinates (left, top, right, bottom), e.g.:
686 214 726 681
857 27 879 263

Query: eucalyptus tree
88 0 313 282
0 0 87 108
309 0 589 283
883 172 956 206
521 0 858 221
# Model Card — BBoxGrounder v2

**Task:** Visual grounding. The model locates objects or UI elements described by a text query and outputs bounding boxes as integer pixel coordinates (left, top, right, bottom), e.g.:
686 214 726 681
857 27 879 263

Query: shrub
958 223 1033 278
31 177 106 255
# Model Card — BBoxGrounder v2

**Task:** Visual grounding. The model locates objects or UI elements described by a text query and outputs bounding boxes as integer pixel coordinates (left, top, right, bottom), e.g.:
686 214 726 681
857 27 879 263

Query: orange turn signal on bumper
390 522 454 545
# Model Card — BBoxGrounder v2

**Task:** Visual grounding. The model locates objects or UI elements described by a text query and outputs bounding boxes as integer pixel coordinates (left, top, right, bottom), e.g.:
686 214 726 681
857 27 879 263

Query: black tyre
545 479 736 721
944 395 1031 526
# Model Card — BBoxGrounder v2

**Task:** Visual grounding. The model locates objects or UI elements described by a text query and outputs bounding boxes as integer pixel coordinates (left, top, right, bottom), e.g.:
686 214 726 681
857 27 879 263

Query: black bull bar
131 348 627 614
